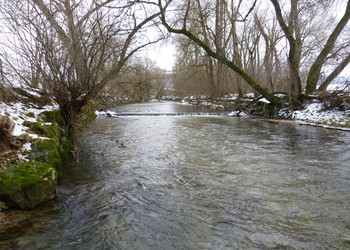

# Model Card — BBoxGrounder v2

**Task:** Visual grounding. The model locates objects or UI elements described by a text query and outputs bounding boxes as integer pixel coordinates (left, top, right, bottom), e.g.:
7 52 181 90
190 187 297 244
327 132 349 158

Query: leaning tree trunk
305 0 350 94
318 54 350 91
159 4 281 106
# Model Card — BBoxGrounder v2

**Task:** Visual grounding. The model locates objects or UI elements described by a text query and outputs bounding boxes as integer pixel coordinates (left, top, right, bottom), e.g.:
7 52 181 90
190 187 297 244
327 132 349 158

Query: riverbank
183 93 350 131
0 103 58 171
0 87 73 210
0 90 59 171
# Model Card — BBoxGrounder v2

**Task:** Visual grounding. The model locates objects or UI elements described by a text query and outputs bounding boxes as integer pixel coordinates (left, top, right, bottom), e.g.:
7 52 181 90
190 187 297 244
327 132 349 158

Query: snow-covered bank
0 95 58 170
0 90 72 209
290 102 350 131
0 102 58 136
182 94 350 131
0 88 58 170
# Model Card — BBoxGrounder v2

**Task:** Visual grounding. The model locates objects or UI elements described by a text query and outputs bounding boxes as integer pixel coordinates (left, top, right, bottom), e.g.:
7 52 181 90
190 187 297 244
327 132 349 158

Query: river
1 102 350 249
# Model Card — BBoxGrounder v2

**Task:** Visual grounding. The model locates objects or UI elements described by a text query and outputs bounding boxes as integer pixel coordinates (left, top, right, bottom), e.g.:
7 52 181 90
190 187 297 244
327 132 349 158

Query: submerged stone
0 162 57 209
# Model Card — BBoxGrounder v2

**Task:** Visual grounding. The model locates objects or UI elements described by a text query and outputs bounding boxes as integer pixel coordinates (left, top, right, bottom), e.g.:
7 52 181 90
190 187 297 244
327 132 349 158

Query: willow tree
0 0 161 133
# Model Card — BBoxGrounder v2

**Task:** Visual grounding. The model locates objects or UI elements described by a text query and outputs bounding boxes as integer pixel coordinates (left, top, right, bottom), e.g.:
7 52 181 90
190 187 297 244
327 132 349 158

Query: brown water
1 102 350 249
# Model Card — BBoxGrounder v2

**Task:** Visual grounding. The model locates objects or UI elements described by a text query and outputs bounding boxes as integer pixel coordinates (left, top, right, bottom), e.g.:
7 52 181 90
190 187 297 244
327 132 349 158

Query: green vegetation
23 110 72 174
0 162 57 209
0 162 56 195
30 139 62 173
40 110 65 127
0 110 72 209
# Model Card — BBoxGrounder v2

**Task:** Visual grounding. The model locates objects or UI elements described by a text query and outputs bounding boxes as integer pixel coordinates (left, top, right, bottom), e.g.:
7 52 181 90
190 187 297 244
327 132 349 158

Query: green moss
0 162 56 195
0 162 57 209
23 118 71 165
40 110 65 127
26 112 35 118
30 139 62 173
81 102 97 123
74 102 98 135
23 121 62 139
0 110 73 209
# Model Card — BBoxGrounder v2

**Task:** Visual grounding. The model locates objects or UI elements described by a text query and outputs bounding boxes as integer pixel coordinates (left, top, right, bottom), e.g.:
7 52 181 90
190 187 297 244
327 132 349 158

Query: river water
1 102 350 249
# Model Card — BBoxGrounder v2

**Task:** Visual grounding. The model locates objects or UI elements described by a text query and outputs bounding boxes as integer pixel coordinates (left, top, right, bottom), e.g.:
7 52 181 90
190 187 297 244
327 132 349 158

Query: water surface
1 102 350 249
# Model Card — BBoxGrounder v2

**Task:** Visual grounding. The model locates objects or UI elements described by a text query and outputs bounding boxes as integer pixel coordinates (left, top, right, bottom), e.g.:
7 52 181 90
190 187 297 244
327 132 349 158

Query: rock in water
0 162 57 209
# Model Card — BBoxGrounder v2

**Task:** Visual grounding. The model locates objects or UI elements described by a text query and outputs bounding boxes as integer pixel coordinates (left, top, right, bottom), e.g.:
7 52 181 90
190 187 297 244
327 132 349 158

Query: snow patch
258 98 271 104
228 111 249 117
0 101 57 137
292 102 349 127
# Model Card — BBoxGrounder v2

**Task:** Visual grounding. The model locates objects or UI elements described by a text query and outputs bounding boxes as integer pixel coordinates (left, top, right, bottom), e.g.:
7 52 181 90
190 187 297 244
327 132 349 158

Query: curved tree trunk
159 2 281 106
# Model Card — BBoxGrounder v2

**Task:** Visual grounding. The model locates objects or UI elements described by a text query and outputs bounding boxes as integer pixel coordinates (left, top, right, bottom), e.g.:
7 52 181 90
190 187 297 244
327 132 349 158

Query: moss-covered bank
0 110 71 210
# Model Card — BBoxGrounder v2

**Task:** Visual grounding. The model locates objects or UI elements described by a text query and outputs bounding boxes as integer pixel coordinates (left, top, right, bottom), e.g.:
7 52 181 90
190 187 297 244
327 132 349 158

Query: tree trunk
305 0 350 94
318 53 350 91
270 0 302 103
159 2 281 106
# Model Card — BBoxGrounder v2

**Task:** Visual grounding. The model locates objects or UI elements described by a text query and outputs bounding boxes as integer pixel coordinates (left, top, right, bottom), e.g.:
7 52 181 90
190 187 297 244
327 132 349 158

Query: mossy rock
80 102 97 124
59 136 71 160
74 102 98 135
26 112 35 118
30 139 62 173
40 110 65 127
0 162 57 209
23 121 62 139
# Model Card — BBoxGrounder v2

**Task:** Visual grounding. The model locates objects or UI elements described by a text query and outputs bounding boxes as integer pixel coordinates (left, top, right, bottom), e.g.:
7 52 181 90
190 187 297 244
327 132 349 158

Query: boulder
30 138 62 173
0 115 15 152
0 162 57 209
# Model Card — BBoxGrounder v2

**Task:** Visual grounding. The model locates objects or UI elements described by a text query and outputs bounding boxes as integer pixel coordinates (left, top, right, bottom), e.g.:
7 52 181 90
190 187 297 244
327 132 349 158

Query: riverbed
1 102 350 249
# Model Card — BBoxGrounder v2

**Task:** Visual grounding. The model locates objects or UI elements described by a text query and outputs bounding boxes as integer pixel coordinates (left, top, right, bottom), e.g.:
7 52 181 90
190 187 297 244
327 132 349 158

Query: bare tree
101 57 168 100
318 53 350 91
158 0 281 106
305 0 350 94
270 0 350 97
270 0 303 103
0 0 161 134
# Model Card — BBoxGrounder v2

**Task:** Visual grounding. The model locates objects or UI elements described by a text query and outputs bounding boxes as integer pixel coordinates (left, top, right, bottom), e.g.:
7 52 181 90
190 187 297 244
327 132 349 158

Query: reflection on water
1 102 350 249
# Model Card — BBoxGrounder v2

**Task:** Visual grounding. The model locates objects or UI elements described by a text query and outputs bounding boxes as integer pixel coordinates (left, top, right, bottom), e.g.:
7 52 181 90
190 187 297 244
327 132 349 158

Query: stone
40 110 65 127
30 139 62 173
0 162 57 209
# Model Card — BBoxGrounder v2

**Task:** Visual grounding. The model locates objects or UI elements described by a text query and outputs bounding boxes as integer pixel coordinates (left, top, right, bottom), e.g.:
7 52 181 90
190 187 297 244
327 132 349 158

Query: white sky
145 43 176 72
